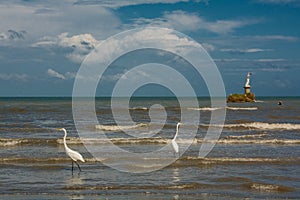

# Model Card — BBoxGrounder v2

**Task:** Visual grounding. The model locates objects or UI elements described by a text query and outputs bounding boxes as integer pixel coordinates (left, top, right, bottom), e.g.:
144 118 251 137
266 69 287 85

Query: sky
0 0 300 97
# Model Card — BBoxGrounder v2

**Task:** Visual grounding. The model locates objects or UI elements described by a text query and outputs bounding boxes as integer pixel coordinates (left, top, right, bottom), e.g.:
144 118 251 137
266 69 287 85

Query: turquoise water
0 97 300 199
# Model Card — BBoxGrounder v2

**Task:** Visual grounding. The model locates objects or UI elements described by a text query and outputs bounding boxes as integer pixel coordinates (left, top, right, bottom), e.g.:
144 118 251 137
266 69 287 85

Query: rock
227 93 255 103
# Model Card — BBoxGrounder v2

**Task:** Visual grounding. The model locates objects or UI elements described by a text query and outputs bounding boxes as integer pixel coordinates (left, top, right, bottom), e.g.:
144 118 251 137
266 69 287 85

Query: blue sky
0 0 300 96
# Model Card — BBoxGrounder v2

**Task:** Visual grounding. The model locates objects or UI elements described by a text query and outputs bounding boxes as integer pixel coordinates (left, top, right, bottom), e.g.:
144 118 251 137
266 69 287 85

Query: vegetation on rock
227 93 255 103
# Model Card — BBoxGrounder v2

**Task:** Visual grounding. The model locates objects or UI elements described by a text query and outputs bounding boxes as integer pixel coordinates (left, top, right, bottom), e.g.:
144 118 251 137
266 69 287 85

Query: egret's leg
75 161 82 172
72 161 74 174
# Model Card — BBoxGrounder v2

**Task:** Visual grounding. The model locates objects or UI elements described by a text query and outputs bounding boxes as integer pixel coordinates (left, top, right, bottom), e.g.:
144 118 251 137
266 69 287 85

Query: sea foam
223 122 300 130
95 123 148 131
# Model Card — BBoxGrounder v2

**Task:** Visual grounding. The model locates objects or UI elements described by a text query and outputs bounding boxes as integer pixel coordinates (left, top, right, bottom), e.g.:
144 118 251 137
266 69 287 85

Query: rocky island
227 72 255 103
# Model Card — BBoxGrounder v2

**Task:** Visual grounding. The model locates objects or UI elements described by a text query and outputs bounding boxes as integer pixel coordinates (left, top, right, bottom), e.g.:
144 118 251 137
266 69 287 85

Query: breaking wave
95 123 148 131
221 122 300 130
187 107 222 111
0 138 58 147
178 157 300 165
2 136 300 147
2 156 299 166
249 183 294 192
226 106 258 111
216 139 300 145
187 106 257 111
254 100 264 103
130 107 148 111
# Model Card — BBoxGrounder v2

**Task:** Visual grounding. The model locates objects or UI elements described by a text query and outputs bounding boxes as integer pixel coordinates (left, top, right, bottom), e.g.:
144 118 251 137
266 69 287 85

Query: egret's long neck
174 124 180 140
63 129 68 149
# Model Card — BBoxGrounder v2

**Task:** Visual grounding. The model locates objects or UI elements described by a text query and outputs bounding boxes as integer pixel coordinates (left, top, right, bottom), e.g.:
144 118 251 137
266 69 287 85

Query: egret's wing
67 148 85 162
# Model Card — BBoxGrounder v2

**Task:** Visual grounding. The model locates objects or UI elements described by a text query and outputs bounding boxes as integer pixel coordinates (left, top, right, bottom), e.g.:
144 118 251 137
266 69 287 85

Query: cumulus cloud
47 69 66 80
162 10 204 32
34 33 99 48
58 32 98 50
58 32 100 63
0 2 120 45
34 33 100 63
47 68 78 80
84 27 201 66
131 10 257 34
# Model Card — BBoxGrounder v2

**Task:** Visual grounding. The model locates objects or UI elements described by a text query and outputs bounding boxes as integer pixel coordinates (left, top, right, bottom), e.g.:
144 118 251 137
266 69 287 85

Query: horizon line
0 96 299 98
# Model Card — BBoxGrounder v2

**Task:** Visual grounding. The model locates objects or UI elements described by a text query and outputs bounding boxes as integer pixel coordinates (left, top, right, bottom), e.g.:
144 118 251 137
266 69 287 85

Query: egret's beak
56 128 62 131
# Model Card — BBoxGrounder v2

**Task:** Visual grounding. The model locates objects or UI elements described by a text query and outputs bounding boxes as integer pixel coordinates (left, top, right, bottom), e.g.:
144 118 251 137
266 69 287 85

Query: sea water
0 97 299 199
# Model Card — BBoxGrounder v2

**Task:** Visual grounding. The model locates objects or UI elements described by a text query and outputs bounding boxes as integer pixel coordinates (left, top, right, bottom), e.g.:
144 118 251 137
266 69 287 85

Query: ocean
0 97 299 199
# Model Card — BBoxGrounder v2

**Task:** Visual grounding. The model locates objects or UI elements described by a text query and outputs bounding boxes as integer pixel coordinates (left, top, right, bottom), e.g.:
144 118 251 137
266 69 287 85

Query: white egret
57 128 85 173
171 122 182 156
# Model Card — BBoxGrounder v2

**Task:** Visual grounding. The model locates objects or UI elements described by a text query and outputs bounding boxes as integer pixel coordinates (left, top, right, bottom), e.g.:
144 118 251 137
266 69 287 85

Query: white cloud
220 48 272 54
204 19 251 35
245 48 268 53
0 2 121 44
214 58 286 62
34 32 99 49
65 71 77 79
0 73 28 81
253 35 298 42
73 27 219 88
74 0 196 8
254 58 286 62
0 32 7 40
85 27 201 65
259 67 285 72
34 32 100 63
131 10 257 34
47 69 79 80
58 32 98 49
202 43 215 51
163 10 204 32
59 32 100 63
214 58 247 62
47 68 66 80
31 40 56 47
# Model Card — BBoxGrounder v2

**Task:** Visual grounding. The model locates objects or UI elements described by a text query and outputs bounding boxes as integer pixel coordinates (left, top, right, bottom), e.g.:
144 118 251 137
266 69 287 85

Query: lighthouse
244 72 252 94
227 72 255 102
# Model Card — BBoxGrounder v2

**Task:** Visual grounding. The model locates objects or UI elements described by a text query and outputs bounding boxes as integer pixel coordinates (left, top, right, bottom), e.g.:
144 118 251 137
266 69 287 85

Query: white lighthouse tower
244 72 252 94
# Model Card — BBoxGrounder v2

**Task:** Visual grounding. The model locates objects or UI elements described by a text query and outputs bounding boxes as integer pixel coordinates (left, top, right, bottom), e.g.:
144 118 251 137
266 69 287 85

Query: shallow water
0 97 300 199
